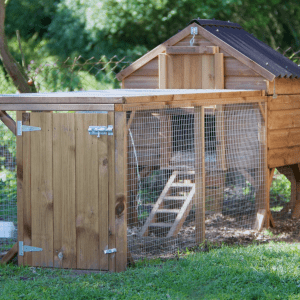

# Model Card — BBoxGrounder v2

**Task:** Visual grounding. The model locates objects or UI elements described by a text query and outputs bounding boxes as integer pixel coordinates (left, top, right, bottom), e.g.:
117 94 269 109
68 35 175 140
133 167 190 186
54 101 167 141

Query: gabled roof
116 19 300 81
189 19 300 79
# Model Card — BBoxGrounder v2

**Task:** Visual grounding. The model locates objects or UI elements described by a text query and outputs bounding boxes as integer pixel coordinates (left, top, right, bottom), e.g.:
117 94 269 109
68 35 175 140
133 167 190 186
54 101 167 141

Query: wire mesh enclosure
127 103 267 260
0 112 17 256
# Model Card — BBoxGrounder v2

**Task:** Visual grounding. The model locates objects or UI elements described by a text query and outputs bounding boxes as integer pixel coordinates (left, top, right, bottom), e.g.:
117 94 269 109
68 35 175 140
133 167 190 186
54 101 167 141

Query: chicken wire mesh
0 112 17 256
127 103 267 261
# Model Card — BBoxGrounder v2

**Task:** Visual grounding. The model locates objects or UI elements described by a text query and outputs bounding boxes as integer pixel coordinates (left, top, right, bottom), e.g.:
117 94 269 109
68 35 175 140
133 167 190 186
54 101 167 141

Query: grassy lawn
1 242 300 299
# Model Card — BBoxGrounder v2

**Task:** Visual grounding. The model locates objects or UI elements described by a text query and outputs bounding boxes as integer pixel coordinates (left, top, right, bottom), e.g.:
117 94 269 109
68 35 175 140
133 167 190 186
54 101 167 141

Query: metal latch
88 125 113 137
104 248 117 254
17 121 41 136
19 241 43 256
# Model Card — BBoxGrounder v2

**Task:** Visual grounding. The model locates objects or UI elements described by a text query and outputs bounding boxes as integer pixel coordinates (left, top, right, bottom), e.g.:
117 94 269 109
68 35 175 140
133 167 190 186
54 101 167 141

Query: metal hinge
17 121 41 136
88 125 113 137
104 248 117 254
19 241 43 256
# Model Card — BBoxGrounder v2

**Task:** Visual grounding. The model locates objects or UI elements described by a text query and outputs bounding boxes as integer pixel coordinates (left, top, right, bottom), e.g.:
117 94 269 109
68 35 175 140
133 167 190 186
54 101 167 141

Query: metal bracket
191 27 198 35
17 121 41 136
88 125 113 137
104 248 117 254
19 241 43 256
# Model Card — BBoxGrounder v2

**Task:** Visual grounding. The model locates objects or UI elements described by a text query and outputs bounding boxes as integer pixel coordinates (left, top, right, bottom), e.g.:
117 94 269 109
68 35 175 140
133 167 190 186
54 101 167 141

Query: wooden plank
224 57 261 77
159 54 167 89
167 54 184 89
0 97 123 104
254 209 266 231
267 78 300 95
215 105 226 171
16 111 24 266
108 112 116 272
258 103 266 123
114 112 127 272
268 128 300 149
31 112 53 267
194 106 205 243
268 109 300 130
268 95 300 111
53 113 76 269
214 53 224 89
115 97 267 112
173 35 213 47
268 146 300 168
116 24 194 80
98 113 109 271
202 55 215 89
183 55 202 89
0 243 18 264
22 113 32 266
0 111 16 135
0 104 115 111
131 58 158 76
166 46 218 55
75 113 99 270
123 75 159 89
225 76 267 90
160 112 172 168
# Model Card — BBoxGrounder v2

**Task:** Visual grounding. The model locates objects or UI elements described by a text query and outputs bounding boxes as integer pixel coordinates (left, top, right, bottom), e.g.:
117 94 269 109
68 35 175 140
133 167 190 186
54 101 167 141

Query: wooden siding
123 75 158 89
268 95 300 168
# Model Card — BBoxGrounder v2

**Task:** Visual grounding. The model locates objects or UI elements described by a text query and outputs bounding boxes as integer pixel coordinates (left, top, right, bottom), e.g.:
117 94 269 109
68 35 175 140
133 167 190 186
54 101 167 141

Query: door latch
88 125 113 137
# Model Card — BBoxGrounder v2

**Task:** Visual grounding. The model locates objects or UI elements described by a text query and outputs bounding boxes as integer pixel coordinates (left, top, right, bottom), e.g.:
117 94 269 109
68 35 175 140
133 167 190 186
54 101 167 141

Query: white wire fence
126 103 267 261
0 112 17 256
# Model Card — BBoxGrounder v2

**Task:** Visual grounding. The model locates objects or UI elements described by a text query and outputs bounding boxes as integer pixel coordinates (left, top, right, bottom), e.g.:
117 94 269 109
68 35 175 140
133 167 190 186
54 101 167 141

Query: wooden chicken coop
0 19 300 271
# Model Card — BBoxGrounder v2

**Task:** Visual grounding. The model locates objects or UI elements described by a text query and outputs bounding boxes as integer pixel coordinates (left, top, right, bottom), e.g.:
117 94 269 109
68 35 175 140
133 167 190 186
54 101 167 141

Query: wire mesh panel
0 112 17 256
126 103 266 261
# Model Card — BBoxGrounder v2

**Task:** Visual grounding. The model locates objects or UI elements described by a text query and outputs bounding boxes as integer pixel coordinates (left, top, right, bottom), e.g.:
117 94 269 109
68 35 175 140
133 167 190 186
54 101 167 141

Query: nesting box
1 19 300 271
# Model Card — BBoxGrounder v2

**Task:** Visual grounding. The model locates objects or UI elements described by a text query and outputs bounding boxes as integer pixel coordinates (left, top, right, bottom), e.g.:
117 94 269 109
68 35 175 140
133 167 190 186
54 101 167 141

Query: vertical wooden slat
202 55 215 89
115 112 127 272
22 113 32 266
108 112 116 272
53 113 76 269
160 112 172 169
98 113 109 270
167 55 184 89
195 106 205 243
75 113 99 269
159 54 167 89
183 55 191 89
189 55 202 89
31 112 53 267
214 53 224 89
16 111 24 266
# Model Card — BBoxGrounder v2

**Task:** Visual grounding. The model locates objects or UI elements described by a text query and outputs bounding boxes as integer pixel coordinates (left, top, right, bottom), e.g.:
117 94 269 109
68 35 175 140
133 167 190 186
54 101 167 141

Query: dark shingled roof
189 19 300 79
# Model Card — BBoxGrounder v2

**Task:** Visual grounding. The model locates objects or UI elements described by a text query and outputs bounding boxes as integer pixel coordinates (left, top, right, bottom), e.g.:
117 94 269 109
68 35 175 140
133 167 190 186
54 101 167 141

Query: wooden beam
214 53 224 89
0 104 115 111
0 110 16 135
268 146 300 168
268 95 300 111
267 78 300 95
159 54 167 89
166 46 219 55
0 242 18 264
195 106 205 243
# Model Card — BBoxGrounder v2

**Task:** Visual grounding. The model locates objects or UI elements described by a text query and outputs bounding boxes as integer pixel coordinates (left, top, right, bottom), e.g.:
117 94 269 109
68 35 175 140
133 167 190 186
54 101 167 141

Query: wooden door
17 111 126 271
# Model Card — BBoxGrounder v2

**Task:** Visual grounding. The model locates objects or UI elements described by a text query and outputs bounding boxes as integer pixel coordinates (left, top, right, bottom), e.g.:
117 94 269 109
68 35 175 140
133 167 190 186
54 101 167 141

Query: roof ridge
189 19 242 29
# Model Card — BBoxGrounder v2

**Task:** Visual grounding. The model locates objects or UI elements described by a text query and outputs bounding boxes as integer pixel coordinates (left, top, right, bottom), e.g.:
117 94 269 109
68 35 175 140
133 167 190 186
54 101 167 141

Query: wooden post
115 112 127 272
160 112 172 169
214 53 224 89
159 54 167 89
202 55 214 89
195 106 205 243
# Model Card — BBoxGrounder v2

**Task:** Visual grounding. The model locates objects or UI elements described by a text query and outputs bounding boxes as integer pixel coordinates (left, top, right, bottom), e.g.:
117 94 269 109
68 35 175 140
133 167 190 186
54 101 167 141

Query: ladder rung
164 196 186 201
171 183 194 188
149 223 173 228
156 209 180 214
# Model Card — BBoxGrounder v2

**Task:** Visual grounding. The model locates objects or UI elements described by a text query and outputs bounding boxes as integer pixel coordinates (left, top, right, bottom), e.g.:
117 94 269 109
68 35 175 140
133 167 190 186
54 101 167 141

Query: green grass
1 242 300 299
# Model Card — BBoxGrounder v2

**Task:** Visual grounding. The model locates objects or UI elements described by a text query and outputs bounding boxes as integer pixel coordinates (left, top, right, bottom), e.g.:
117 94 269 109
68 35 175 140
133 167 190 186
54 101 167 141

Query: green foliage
270 169 291 202
1 243 300 299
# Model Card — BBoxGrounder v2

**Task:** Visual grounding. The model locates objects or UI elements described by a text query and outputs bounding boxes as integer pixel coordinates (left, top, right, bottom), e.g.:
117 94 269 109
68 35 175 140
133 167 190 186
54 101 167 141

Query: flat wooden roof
0 89 265 111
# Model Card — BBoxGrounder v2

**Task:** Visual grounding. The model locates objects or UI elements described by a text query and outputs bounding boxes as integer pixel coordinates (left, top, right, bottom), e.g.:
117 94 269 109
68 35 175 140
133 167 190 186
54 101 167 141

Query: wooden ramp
139 171 195 238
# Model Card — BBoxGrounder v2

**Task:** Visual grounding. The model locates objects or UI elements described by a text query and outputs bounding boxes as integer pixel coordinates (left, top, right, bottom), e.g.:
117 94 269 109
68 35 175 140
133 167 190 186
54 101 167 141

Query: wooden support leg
195 106 205 243
0 243 18 265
